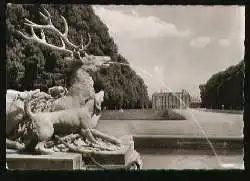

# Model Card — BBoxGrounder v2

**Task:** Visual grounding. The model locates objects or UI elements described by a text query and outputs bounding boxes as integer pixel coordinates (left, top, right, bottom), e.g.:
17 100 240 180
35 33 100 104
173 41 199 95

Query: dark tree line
6 4 150 109
199 60 244 110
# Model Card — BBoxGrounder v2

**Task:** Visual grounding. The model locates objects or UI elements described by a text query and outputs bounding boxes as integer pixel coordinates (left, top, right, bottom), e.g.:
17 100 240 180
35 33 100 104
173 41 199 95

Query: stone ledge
6 150 83 170
133 135 243 150
199 108 243 114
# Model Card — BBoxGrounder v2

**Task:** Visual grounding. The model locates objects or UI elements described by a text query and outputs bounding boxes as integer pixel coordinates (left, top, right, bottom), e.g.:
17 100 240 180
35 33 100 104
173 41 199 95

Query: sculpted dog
25 98 96 139
22 90 121 153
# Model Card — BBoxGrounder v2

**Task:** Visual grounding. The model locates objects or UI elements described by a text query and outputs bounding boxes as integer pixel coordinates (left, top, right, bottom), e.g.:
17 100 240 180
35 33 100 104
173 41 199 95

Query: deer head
17 8 111 72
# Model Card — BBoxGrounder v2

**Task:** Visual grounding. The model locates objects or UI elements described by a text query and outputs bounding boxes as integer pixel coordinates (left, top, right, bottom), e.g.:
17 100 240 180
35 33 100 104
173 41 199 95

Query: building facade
189 96 201 108
152 90 191 109
189 101 201 108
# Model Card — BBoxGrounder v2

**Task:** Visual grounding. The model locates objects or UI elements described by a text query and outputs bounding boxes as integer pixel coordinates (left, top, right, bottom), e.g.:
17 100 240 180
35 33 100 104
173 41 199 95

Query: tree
6 4 150 109
200 60 244 110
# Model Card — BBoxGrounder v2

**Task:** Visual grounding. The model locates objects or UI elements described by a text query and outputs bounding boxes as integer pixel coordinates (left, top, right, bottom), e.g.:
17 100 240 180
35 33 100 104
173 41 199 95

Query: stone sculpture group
6 7 142 170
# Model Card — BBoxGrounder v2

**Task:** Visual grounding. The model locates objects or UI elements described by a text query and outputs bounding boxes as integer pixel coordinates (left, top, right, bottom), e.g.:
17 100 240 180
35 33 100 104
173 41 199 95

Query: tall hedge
199 60 244 110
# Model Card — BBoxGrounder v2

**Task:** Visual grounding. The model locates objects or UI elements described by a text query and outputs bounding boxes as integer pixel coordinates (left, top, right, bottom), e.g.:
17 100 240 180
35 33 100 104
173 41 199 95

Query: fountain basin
139 148 243 169
133 135 243 151
6 135 243 170
133 135 243 169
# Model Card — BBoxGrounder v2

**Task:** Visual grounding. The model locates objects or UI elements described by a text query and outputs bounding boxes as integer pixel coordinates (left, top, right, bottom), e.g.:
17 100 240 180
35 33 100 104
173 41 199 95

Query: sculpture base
84 135 142 169
6 135 143 170
84 150 142 170
6 150 83 170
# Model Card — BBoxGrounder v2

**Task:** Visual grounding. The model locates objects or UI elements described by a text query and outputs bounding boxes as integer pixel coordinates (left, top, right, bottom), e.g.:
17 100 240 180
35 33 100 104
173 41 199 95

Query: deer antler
17 7 91 58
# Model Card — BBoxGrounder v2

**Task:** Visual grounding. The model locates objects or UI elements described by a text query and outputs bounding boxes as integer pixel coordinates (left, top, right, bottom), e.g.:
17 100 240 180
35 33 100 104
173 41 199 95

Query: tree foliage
199 60 244 110
6 4 150 109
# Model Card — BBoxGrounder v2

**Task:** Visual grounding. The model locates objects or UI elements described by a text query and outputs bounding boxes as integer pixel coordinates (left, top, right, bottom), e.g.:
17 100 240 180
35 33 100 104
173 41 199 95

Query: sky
93 5 245 99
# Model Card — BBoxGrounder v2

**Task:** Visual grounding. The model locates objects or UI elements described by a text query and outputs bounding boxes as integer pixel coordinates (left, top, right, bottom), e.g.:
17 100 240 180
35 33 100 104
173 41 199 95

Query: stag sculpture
6 8 122 153
17 8 110 111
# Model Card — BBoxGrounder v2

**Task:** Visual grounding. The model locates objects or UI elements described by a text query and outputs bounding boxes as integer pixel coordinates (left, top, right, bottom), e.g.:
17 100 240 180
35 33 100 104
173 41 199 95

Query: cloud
131 65 168 96
153 65 165 78
93 6 191 39
218 38 231 47
189 36 211 48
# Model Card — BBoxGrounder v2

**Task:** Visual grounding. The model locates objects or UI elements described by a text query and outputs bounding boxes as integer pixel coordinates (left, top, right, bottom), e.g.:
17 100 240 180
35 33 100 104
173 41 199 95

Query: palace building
189 96 201 108
152 90 191 109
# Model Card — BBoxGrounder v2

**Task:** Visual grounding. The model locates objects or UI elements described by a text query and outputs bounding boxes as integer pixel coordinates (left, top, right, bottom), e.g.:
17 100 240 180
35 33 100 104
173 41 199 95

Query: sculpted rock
6 89 41 137
7 89 40 100
6 98 24 137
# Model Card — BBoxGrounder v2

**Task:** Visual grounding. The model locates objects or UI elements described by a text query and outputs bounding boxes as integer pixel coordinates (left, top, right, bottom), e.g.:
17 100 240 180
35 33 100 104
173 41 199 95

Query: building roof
152 91 190 97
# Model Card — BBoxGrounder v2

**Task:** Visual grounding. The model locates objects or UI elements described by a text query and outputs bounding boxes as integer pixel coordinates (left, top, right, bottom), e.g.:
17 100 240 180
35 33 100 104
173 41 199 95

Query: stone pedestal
6 150 83 170
83 135 143 169
6 135 143 170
